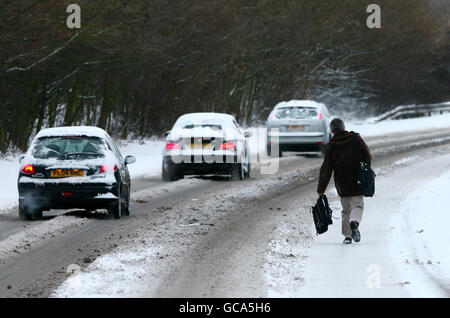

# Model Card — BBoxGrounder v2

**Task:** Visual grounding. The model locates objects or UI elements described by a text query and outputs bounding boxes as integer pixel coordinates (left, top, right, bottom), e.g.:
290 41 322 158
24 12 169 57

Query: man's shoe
350 221 361 242
343 237 352 244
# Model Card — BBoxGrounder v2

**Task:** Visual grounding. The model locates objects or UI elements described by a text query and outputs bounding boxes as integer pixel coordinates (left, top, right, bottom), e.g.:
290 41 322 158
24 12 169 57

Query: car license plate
288 125 305 130
190 143 213 149
51 169 85 178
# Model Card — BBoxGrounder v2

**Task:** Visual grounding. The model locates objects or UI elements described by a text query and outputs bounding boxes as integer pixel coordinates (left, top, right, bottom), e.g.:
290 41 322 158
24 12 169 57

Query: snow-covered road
49 129 450 298
1 115 450 298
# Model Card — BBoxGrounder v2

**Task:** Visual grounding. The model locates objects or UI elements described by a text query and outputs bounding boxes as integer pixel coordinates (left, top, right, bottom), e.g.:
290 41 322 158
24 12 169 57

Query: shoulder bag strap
351 132 364 163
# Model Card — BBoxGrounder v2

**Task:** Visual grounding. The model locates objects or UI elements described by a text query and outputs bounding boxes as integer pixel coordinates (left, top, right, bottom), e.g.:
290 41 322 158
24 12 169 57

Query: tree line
1 0 448 152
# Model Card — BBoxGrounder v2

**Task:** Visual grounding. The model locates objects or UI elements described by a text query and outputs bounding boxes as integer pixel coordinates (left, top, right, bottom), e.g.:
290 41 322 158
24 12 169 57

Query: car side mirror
19 155 25 164
124 155 136 165
244 131 252 138
164 131 171 138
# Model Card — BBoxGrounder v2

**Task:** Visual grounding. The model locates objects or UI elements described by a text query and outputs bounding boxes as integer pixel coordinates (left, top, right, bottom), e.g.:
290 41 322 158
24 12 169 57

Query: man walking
317 118 372 244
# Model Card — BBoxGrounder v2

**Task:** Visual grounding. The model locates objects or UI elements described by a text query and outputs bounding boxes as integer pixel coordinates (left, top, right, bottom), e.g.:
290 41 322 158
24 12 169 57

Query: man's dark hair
330 118 345 133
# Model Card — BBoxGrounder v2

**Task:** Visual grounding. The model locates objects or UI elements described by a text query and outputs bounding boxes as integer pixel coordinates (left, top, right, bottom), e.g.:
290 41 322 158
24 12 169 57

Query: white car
266 100 332 157
162 113 252 181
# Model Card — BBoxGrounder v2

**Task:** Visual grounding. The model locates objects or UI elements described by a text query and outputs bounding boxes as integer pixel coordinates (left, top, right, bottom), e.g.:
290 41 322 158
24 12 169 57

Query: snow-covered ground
347 112 450 137
388 169 450 297
0 158 21 212
117 139 165 180
54 238 164 297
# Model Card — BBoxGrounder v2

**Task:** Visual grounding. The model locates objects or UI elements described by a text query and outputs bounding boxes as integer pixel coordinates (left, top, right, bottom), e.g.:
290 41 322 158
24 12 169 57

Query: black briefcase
311 194 333 235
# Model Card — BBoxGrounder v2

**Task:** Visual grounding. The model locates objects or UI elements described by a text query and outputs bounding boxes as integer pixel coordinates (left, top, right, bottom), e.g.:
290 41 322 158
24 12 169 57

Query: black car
17 126 136 220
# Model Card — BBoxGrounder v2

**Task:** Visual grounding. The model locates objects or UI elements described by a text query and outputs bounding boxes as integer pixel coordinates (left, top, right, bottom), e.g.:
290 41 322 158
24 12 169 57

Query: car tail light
62 192 73 197
166 143 181 150
317 141 323 145
101 164 118 173
22 164 36 175
318 113 323 120
220 142 236 150
269 113 275 120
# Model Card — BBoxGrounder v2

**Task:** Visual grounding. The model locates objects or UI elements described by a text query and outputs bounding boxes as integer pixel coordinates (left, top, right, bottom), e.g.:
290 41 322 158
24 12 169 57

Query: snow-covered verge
117 139 165 180
54 239 164 297
347 113 450 137
388 169 450 297
0 157 21 213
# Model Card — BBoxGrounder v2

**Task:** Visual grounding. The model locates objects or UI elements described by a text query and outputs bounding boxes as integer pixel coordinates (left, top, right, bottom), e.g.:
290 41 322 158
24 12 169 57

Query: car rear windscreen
275 107 318 119
182 124 222 131
32 136 106 159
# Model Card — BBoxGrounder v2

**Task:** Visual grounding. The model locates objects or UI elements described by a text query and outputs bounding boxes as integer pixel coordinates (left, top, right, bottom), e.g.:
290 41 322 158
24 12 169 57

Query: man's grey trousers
340 195 364 238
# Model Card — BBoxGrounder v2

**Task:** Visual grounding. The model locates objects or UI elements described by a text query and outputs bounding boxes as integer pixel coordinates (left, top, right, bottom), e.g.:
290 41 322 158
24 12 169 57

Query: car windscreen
182 124 222 131
32 136 106 160
275 107 318 119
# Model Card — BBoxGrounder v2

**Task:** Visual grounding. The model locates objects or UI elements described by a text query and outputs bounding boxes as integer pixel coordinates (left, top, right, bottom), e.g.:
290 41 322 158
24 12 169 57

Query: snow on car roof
174 112 236 127
274 100 324 109
34 126 109 139
177 112 235 121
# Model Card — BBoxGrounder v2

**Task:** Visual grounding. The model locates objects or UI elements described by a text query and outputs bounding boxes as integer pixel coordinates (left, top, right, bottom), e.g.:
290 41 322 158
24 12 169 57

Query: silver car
266 100 332 157
162 113 252 181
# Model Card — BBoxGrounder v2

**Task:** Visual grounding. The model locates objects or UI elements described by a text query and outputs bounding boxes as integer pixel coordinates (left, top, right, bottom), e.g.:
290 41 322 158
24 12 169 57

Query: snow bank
388 169 450 297
0 157 21 213
52 241 163 298
347 113 450 137
246 127 267 157
117 139 165 180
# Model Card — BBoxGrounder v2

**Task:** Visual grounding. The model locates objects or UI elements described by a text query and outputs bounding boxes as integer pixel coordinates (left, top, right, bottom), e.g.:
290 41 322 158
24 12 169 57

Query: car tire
266 143 272 157
162 165 182 182
34 210 43 219
319 145 326 158
245 162 251 178
18 202 32 221
231 163 244 180
122 188 130 216
108 196 121 219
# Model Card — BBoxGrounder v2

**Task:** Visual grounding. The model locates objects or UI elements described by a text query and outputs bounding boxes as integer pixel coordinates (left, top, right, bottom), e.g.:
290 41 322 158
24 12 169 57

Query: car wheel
18 202 32 221
122 188 130 216
231 163 244 180
162 165 182 182
266 143 272 157
279 150 283 158
108 196 121 219
319 145 326 158
34 210 43 219
245 161 251 178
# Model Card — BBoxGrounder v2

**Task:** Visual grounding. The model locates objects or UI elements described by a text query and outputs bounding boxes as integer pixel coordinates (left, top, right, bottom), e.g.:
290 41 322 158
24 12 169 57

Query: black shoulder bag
351 133 376 197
